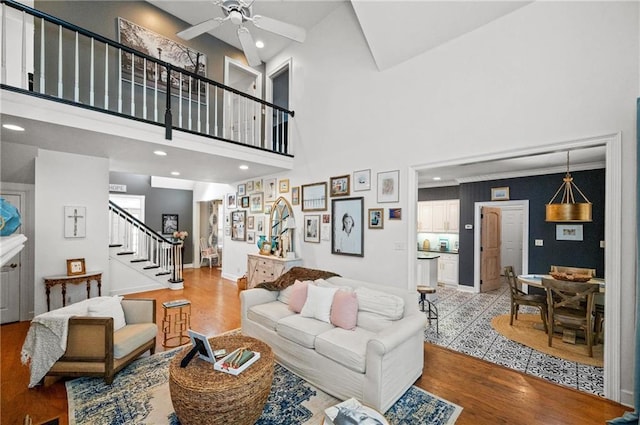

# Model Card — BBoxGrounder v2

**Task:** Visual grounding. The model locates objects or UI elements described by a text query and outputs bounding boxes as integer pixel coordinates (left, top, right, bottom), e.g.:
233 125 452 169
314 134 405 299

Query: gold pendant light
545 151 592 222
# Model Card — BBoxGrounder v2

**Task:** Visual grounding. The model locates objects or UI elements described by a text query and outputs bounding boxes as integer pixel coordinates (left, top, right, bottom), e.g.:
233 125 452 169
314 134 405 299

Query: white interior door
223 57 262 146
501 206 524 275
0 193 23 323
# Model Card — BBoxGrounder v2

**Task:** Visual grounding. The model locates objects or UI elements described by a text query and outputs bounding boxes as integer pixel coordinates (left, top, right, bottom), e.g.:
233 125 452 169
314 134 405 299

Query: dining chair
550 265 596 277
541 277 599 357
199 237 219 268
504 266 548 333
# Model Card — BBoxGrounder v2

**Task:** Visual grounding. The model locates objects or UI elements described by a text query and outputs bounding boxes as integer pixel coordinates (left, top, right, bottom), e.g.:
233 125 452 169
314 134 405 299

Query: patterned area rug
66 349 462 425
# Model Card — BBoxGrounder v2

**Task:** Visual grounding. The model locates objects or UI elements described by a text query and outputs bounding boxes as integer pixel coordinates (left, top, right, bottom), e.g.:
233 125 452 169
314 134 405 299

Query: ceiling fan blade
237 26 262 67
177 17 227 41
251 15 306 43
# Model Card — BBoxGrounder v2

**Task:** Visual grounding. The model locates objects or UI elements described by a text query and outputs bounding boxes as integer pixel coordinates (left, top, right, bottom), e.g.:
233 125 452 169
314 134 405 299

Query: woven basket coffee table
169 334 274 425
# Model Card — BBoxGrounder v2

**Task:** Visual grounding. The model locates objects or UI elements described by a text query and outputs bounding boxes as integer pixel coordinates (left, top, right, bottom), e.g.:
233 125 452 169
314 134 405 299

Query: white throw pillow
87 296 126 331
300 284 338 323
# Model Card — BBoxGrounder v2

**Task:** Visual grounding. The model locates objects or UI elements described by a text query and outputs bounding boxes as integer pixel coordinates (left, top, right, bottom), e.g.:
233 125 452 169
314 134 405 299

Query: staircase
108 201 184 290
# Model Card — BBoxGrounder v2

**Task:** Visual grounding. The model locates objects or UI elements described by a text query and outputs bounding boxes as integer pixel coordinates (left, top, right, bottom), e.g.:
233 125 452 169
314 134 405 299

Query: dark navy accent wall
109 172 194 264
418 186 459 201
421 169 605 287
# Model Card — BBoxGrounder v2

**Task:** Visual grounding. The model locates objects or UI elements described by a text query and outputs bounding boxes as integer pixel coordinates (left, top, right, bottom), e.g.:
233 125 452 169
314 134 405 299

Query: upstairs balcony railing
0 0 294 155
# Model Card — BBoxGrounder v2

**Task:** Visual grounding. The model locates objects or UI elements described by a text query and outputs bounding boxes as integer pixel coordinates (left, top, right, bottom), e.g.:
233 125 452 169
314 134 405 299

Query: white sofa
240 276 427 412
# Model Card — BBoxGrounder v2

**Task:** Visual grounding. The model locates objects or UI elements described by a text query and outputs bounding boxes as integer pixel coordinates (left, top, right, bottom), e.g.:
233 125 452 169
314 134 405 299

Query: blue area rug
66 349 462 424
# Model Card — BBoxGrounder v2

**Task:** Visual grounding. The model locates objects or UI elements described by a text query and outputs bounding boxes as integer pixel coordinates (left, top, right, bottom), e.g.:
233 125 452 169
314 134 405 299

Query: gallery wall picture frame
256 216 265 233
301 182 328 211
64 206 87 238
238 183 246 197
331 197 364 257
249 192 264 213
247 215 255 230
227 193 237 208
368 208 384 229
556 224 584 241
330 175 350 197
279 179 290 193
389 208 402 220
231 210 246 241
377 170 400 203
264 178 277 202
162 213 179 235
241 196 250 209
254 179 263 192
304 215 321 243
353 169 371 192
491 187 510 201
66 258 86 276
246 181 254 192
291 187 300 205
247 231 256 244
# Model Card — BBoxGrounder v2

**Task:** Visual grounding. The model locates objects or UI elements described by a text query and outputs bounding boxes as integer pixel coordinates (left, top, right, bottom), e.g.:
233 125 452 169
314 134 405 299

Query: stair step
109 244 123 248
156 271 170 276
130 258 148 263
117 251 135 256
143 265 160 270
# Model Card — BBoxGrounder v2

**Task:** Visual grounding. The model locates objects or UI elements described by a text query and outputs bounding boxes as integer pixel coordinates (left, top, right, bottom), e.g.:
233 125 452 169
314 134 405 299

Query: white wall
242 1 635 403
34 149 109 314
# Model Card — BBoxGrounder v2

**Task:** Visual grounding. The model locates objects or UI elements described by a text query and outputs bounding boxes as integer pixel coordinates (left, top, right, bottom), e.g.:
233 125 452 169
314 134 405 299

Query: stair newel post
168 240 184 290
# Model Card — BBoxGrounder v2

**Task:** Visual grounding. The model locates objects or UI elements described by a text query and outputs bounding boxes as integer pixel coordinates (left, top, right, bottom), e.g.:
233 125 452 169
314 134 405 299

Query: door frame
223 56 263 146
266 57 292 151
474 200 529 293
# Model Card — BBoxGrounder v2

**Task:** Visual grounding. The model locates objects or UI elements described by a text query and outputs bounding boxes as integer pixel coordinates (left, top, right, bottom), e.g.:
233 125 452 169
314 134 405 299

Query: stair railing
1 0 295 154
108 201 183 284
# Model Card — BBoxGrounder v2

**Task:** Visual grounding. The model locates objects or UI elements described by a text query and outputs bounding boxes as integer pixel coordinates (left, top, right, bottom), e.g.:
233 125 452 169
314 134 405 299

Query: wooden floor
2 268 631 425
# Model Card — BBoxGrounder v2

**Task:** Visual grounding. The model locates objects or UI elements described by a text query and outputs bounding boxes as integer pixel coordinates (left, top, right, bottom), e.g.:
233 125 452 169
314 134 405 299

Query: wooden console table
43 271 102 311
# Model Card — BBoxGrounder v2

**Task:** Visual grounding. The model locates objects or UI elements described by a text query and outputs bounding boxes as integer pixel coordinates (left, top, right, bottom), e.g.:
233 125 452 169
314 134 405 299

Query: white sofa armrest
367 313 427 356
240 288 278 314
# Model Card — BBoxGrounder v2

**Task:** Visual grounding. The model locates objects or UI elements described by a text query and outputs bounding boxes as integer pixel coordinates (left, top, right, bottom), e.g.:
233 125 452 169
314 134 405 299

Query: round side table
169 334 274 425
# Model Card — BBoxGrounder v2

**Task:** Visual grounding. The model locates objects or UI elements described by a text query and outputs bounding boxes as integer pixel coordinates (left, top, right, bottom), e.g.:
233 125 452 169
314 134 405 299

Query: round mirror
270 196 294 252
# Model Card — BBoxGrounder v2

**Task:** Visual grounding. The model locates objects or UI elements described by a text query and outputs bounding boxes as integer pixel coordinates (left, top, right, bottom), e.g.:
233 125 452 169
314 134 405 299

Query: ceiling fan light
229 10 243 25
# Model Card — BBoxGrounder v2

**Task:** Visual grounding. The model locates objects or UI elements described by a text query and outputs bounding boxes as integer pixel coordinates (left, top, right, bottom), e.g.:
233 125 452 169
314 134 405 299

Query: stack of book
213 347 260 375
323 398 388 425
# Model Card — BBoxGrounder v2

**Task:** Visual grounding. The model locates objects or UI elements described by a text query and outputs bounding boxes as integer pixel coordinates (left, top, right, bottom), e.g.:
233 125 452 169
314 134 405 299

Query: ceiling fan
176 0 306 67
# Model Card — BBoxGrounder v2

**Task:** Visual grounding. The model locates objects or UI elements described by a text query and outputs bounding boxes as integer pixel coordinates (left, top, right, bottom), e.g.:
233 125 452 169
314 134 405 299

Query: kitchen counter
419 249 459 255
417 252 440 260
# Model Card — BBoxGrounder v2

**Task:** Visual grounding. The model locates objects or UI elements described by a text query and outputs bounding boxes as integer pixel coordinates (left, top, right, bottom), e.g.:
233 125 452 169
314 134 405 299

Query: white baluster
142 58 147 119
89 38 94 106
206 82 210 134
130 53 134 116
74 31 79 102
1 3 6 85
154 62 158 122
39 17 45 93
104 44 109 108
118 48 122 113
178 73 183 128
188 75 192 130
57 25 62 98
21 10 26 89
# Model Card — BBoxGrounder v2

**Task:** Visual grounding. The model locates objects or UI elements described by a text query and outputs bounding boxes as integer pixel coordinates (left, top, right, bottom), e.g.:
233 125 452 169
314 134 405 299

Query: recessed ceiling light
433 177 441 181
154 150 167 156
255 40 264 49
2 124 24 131
171 171 180 176
239 164 249 170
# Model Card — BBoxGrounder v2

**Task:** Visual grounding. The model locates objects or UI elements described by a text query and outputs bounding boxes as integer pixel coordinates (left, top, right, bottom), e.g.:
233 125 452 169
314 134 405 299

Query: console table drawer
247 253 302 289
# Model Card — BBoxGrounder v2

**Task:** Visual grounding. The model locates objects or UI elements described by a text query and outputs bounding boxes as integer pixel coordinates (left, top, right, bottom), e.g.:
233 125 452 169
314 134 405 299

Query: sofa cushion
288 280 312 313
276 314 335 348
277 284 294 304
354 287 405 320
315 278 354 292
248 301 295 331
315 327 375 373
87 296 126 331
356 311 394 333
331 290 358 330
113 323 157 359
301 285 338 323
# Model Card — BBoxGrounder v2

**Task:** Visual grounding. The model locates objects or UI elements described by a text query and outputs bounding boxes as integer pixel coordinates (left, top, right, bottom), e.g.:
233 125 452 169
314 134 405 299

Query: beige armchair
45 299 157 384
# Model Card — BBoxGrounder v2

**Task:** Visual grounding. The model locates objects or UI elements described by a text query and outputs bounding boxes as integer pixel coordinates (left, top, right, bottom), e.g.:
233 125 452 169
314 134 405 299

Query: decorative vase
257 235 267 250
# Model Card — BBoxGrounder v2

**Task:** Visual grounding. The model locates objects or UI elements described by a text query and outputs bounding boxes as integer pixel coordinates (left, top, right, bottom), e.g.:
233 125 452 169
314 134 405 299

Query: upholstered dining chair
199 237 219 268
541 277 599 357
504 266 548 333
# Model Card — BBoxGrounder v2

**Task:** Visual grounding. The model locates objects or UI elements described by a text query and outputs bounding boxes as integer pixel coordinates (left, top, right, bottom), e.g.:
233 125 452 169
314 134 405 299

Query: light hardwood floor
1 268 631 425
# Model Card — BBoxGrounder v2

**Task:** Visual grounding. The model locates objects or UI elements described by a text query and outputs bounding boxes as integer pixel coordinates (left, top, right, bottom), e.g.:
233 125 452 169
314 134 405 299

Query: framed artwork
66 258 86 276
224 226 230 236
227 193 237 208
279 179 290 193
238 183 246 197
246 181 254 192
231 210 246 241
291 187 300 205
264 178 277 202
254 179 263 192
241 196 250 209
304 215 321 243
389 208 402 220
368 208 384 229
249 192 264 213
247 231 256 244
247 215 255 230
353 169 371 192
64 206 86 238
256 216 265 233
556 224 584 241
331 197 364 257
188 330 216 364
491 187 510 201
118 18 206 95
162 213 178 235
301 182 327 211
330 175 350 197
264 203 272 215
377 170 400 203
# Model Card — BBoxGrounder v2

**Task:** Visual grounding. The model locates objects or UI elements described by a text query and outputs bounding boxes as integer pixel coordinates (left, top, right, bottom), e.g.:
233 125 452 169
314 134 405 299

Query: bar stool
417 285 438 335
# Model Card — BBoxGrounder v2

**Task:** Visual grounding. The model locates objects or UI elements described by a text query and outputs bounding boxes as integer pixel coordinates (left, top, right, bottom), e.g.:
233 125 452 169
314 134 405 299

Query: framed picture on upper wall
249 192 264 213
353 169 371 191
302 182 327 211
246 181 254 192
330 175 350 197
231 210 246 241
241 196 250 209
162 213 178 235
377 170 399 203
238 183 246 197
304 215 321 243
226 193 237 209
279 179 290 193
491 187 510 201
264 178 277 202
291 187 300 205
331 197 364 257
368 208 383 229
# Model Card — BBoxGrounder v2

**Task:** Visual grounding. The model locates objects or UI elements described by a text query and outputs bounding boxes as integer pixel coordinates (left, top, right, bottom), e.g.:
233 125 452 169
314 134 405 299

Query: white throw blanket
20 298 108 387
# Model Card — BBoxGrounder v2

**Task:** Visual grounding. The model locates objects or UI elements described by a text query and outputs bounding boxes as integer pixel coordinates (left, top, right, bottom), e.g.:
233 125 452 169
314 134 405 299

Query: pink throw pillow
331 290 358 330
288 280 309 313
